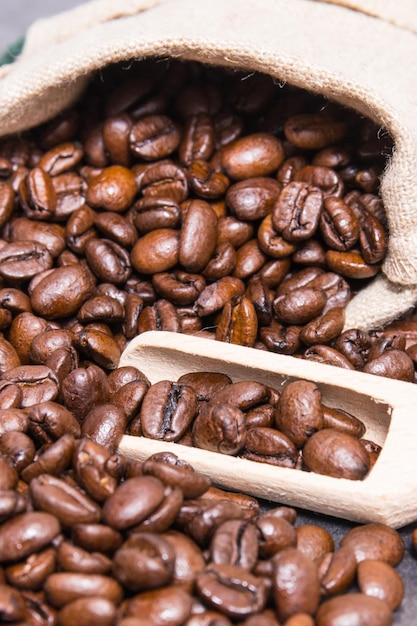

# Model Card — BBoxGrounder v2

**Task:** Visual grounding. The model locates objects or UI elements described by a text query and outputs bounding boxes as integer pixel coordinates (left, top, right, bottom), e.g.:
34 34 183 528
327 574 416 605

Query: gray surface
1 0 416 620
0 0 86 51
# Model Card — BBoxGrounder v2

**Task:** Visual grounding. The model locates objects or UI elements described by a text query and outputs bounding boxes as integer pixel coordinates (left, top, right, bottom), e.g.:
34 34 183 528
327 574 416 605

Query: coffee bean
275 380 323 448
272 548 320 622
196 563 268 618
316 593 392 626
303 428 371 480
0 511 61 562
340 524 405 566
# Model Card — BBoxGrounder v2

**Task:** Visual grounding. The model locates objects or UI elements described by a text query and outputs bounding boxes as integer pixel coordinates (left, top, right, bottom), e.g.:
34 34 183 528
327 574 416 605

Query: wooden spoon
118 330 417 528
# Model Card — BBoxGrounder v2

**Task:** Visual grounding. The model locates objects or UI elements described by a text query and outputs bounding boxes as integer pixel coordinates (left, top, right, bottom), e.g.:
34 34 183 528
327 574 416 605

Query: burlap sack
0 0 417 331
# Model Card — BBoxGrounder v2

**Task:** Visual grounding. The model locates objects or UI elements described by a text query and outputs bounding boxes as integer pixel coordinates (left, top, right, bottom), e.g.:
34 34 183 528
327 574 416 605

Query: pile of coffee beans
0 56 415 624
0 56 411 380
0 433 407 625
124 369 377 481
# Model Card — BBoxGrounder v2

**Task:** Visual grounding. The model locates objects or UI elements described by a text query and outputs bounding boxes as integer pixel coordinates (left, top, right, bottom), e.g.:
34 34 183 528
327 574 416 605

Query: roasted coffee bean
2 365 59 407
139 380 198 442
81 403 127 454
259 321 301 355
0 583 26 621
74 328 121 370
0 430 35 472
188 160 230 199
332 328 371 369
295 524 334 566
139 159 188 202
0 408 28 436
130 114 181 160
226 177 281 221
94 211 138 248
294 166 344 199
179 200 218 273
19 167 57 220
112 532 175 591
217 215 254 248
177 371 232 402
0 337 20 375
284 114 347 150
44 572 123 608
0 454 18 490
5 546 56 591
102 476 165 530
319 545 357 597
0 511 61 562
0 490 27 523
272 182 322 242
272 548 320 622
30 329 74 364
57 540 112 575
85 165 137 212
302 345 355 369
357 559 404 610
340 523 405 566
209 519 259 570
242 427 298 468
122 586 193 624
21 434 75 482
194 276 245 317
61 363 108 421
219 133 285 180
256 514 297 558
274 287 327 325
132 196 182 233
179 114 215 165
275 380 323 448
316 593 392 626
319 196 359 251
57 596 118 626
192 402 246 455
363 349 415 382
30 265 96 319
0 241 53 282
85 238 131 285
322 404 366 438
299 307 345 346
303 428 370 480
325 249 380 279
196 563 268 618
26 401 81 444
142 453 210 499
9 216 66 258
215 294 258 347
29 474 101 527
131 228 180 274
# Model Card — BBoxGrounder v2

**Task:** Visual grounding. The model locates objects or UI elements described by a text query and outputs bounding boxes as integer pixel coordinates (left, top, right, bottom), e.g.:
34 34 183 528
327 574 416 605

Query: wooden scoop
118 330 417 528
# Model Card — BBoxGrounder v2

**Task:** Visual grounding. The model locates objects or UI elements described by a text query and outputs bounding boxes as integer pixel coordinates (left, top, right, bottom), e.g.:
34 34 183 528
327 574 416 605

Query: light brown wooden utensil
118 330 417 528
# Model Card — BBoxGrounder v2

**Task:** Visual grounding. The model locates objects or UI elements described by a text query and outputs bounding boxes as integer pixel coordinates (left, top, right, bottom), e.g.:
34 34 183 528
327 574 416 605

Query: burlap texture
0 0 417 331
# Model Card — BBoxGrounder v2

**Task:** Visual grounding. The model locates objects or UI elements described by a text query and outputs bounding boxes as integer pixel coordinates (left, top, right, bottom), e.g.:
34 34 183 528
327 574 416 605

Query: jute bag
1 0 417 331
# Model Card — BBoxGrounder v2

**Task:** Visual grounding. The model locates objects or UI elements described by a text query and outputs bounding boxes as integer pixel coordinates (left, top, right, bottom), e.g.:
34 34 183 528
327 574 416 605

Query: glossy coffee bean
196 563 268 619
316 593 392 626
275 380 323 448
302 428 371 480
340 523 405 566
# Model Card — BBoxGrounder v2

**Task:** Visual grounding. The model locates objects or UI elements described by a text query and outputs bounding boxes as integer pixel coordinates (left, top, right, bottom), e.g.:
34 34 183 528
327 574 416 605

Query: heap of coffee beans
0 56 415 624
0 431 407 625
124 369 377 481
2 56 414 383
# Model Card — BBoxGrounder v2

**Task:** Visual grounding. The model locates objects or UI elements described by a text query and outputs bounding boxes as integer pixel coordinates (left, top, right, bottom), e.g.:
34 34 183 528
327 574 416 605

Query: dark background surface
1 0 416 619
